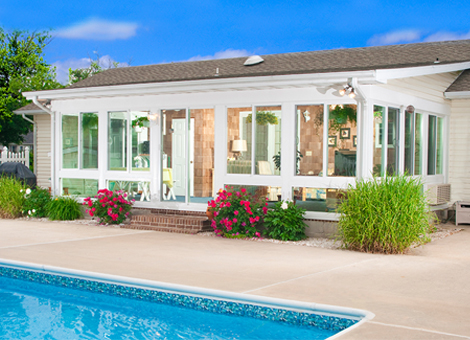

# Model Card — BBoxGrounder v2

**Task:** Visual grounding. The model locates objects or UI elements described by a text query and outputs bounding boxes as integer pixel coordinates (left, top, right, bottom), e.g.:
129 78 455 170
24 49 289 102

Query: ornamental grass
338 175 432 254
0 176 27 218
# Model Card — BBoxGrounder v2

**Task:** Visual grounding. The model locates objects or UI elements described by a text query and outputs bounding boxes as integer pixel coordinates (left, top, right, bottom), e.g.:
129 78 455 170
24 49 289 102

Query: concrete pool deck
0 218 469 339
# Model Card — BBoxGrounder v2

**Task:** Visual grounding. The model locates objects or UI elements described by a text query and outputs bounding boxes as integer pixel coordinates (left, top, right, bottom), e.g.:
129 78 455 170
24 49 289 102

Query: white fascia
444 91 470 99
375 61 470 82
23 70 378 100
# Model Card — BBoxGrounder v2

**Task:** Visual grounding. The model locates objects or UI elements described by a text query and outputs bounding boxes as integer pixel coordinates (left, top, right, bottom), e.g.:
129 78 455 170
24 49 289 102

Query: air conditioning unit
426 184 451 205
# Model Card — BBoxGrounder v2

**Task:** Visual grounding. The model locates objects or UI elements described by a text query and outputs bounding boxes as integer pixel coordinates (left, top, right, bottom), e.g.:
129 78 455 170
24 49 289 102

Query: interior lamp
302 110 311 122
232 140 247 160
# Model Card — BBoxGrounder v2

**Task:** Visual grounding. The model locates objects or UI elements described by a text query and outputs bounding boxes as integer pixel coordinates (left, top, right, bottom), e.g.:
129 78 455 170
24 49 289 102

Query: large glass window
81 112 98 169
161 108 215 203
373 106 400 176
373 105 386 176
414 113 424 175
227 107 252 174
292 187 344 212
131 111 150 171
428 115 444 175
327 104 357 177
296 105 323 176
108 180 151 201
62 114 79 169
436 117 444 175
61 178 98 197
227 106 281 176
190 108 215 202
404 110 414 174
254 106 281 175
108 112 128 171
108 111 150 172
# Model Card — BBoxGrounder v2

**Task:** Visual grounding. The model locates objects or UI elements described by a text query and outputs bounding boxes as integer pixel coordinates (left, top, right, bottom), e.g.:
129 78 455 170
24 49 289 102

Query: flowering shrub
208 186 268 238
264 200 307 241
84 189 134 224
22 188 51 218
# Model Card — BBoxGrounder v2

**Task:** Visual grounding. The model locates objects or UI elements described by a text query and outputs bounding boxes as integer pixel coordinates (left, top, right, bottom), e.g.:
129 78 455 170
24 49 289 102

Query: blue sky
1 0 470 84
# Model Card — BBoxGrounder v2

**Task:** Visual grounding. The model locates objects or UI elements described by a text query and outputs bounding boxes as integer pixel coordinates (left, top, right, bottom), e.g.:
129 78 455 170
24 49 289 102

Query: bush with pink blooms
208 186 268 238
83 189 134 224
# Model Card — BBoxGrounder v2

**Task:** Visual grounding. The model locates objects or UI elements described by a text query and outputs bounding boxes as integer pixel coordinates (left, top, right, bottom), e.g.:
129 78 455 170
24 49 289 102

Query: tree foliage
0 28 62 145
68 54 119 85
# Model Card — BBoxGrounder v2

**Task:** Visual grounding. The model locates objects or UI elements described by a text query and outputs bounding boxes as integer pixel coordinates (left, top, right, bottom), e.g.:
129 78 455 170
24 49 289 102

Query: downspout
20 114 37 175
32 96 55 195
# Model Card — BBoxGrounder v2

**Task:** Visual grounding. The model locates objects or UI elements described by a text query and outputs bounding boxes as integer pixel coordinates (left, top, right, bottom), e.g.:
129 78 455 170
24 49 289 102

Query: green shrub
264 200 308 241
23 188 52 218
0 176 27 218
47 196 82 221
338 175 431 254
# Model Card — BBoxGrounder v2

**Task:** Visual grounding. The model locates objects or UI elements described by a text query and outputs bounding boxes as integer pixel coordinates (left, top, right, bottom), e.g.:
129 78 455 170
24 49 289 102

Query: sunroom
23 40 470 221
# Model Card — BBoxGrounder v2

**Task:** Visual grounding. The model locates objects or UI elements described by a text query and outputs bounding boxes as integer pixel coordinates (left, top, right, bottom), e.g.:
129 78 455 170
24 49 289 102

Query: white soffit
375 61 470 82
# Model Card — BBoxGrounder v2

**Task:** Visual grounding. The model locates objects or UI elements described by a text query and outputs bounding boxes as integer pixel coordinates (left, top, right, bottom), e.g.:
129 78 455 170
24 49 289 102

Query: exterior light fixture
339 84 356 98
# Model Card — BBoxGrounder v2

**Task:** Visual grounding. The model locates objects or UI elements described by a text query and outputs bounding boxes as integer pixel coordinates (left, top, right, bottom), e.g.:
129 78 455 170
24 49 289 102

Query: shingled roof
66 40 470 90
446 69 470 92
14 102 43 113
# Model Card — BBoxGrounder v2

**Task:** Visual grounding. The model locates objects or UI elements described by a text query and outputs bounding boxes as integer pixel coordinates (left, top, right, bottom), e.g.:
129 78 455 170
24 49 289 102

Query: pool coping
0 258 374 339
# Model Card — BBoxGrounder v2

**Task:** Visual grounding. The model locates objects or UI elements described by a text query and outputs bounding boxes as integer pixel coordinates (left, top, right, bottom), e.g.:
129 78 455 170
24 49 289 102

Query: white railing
0 146 30 168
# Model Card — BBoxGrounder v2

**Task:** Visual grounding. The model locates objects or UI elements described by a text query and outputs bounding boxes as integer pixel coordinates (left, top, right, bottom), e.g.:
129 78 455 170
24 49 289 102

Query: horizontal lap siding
449 99 470 202
35 115 51 189
380 72 460 104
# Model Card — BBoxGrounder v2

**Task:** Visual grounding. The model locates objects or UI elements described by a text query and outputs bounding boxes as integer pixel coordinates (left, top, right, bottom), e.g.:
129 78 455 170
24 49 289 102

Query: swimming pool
0 260 373 339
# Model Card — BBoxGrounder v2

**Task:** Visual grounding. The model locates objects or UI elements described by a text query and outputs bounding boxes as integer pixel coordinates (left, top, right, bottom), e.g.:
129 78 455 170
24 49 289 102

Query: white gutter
23 70 379 100
375 61 470 82
444 91 470 99
32 96 55 196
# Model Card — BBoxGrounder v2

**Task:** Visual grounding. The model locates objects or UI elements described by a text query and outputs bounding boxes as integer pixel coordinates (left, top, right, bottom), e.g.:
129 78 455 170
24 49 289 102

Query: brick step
128 211 211 234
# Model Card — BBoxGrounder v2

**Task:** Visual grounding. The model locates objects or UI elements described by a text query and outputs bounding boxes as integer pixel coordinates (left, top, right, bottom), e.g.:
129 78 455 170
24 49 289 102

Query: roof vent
244 55 264 66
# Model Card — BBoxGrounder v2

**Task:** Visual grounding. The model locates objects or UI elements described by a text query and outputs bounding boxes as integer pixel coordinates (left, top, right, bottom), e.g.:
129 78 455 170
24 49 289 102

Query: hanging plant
131 116 149 128
246 111 279 125
329 105 357 133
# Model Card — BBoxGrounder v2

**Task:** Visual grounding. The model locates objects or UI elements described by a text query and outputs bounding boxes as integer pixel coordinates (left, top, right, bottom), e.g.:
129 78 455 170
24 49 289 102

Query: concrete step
128 209 211 234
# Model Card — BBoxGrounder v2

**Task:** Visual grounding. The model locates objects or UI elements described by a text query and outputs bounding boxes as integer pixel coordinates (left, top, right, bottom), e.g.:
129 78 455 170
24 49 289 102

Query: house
17 39 470 226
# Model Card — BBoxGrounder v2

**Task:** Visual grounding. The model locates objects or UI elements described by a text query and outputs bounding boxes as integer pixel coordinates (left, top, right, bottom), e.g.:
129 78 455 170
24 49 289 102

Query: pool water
0 275 338 339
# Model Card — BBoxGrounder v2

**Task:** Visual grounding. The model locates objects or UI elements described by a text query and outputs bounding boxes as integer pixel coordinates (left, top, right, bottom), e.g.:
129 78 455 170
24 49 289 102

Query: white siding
449 99 470 202
34 115 51 189
380 72 460 104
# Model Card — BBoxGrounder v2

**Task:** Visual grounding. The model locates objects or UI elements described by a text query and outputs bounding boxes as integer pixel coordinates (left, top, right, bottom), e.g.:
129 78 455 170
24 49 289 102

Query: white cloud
187 48 251 61
55 18 138 41
52 55 128 85
424 30 470 42
368 29 422 46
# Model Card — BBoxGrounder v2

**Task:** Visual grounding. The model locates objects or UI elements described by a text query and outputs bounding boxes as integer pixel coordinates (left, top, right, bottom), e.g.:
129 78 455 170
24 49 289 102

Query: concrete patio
0 218 469 339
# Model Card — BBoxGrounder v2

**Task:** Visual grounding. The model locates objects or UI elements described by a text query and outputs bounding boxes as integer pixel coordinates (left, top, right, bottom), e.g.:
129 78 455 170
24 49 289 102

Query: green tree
0 28 62 145
68 53 120 85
